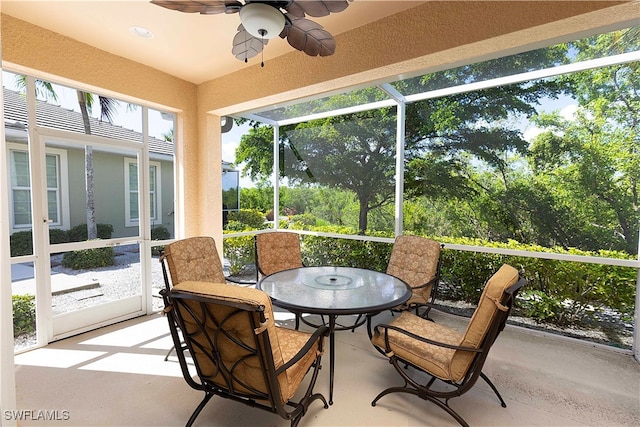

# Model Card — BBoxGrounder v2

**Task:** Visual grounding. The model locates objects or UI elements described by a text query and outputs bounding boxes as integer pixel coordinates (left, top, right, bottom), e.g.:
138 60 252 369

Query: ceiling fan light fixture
239 3 285 39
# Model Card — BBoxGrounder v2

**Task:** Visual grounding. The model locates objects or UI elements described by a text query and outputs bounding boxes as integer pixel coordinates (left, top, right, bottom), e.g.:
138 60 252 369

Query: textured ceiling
1 0 424 84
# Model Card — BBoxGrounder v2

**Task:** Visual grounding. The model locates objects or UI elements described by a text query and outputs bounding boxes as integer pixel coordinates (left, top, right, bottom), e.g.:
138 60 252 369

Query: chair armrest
374 322 482 354
410 276 437 291
276 325 328 374
406 301 437 318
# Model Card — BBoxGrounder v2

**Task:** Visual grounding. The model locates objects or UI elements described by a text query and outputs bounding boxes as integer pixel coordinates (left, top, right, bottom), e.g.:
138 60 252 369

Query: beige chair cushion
372 264 519 382
163 236 226 284
372 311 463 381
171 281 319 404
276 327 322 401
256 232 303 276
386 235 441 305
450 264 519 378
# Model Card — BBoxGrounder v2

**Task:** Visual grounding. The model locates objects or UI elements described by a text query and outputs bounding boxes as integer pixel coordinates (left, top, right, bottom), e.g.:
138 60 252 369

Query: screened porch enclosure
223 26 640 356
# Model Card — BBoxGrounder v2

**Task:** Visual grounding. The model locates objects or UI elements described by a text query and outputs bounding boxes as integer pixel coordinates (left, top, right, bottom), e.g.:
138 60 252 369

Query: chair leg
480 372 507 407
186 391 214 427
295 313 300 330
372 386 470 427
371 387 469 427
164 344 175 361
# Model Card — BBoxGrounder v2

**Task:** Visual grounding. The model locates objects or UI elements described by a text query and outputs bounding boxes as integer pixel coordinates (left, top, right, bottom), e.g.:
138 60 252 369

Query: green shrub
11 229 70 256
10 231 33 257
224 220 250 232
289 213 318 228
151 225 171 240
223 234 256 276
13 294 36 336
518 289 563 323
301 228 392 271
151 225 171 256
68 223 114 242
227 209 266 230
49 228 69 244
62 245 115 269
436 237 636 326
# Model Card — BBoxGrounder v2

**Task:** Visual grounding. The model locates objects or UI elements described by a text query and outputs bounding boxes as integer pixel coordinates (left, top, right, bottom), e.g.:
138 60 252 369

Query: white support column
0 59 19 427
394 101 405 237
380 83 407 237
140 107 152 314
272 125 280 230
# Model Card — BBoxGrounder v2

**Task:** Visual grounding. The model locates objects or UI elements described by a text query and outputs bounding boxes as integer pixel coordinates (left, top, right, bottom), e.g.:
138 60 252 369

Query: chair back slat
255 232 303 277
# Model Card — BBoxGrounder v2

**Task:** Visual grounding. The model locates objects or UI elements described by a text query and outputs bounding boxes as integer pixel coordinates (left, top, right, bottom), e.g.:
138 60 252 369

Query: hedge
223 227 636 328
10 224 114 257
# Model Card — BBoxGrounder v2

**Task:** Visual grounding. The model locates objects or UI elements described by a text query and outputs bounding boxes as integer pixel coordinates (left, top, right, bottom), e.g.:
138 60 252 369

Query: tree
76 91 119 239
236 46 567 234
527 27 640 253
15 76 120 239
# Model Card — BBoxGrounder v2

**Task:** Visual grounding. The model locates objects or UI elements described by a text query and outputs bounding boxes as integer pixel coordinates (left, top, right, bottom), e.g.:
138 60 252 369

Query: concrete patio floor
13 308 640 426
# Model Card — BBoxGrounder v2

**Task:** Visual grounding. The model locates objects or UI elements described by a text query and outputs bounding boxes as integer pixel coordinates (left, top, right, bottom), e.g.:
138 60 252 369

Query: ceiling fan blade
232 24 268 61
285 0 352 18
281 16 336 57
150 0 242 15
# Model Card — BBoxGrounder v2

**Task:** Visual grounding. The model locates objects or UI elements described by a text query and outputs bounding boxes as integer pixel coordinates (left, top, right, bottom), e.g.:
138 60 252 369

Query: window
9 146 67 230
124 158 162 226
9 150 31 227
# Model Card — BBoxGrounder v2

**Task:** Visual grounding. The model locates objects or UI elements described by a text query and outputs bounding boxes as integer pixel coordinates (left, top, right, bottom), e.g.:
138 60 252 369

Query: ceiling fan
150 1 353 65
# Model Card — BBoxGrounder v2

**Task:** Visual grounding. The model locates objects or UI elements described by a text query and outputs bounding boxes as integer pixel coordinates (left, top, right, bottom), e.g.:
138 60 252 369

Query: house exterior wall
91 151 126 234
65 149 175 239
5 138 177 239
159 158 176 235
65 147 86 230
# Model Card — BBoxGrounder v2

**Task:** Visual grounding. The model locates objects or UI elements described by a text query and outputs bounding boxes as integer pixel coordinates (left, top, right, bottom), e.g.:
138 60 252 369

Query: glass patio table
258 266 411 405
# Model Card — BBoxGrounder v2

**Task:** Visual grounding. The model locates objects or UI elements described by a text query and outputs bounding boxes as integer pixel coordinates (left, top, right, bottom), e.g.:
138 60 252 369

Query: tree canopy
234 27 640 254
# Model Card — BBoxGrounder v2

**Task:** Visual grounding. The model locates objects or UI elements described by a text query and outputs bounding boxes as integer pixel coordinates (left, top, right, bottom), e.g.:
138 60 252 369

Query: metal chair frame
161 286 328 427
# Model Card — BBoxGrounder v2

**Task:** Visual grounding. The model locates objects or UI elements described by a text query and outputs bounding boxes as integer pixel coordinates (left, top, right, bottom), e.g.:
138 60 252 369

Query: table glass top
258 266 410 314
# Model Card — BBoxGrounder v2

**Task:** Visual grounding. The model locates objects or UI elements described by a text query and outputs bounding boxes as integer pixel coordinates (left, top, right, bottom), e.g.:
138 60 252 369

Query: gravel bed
433 300 633 350
14 245 165 351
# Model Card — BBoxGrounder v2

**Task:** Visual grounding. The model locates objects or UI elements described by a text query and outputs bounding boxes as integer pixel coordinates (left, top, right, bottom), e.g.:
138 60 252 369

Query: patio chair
370 264 526 427
386 235 443 317
255 231 305 278
160 280 328 427
255 231 306 329
366 236 443 338
160 236 253 360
